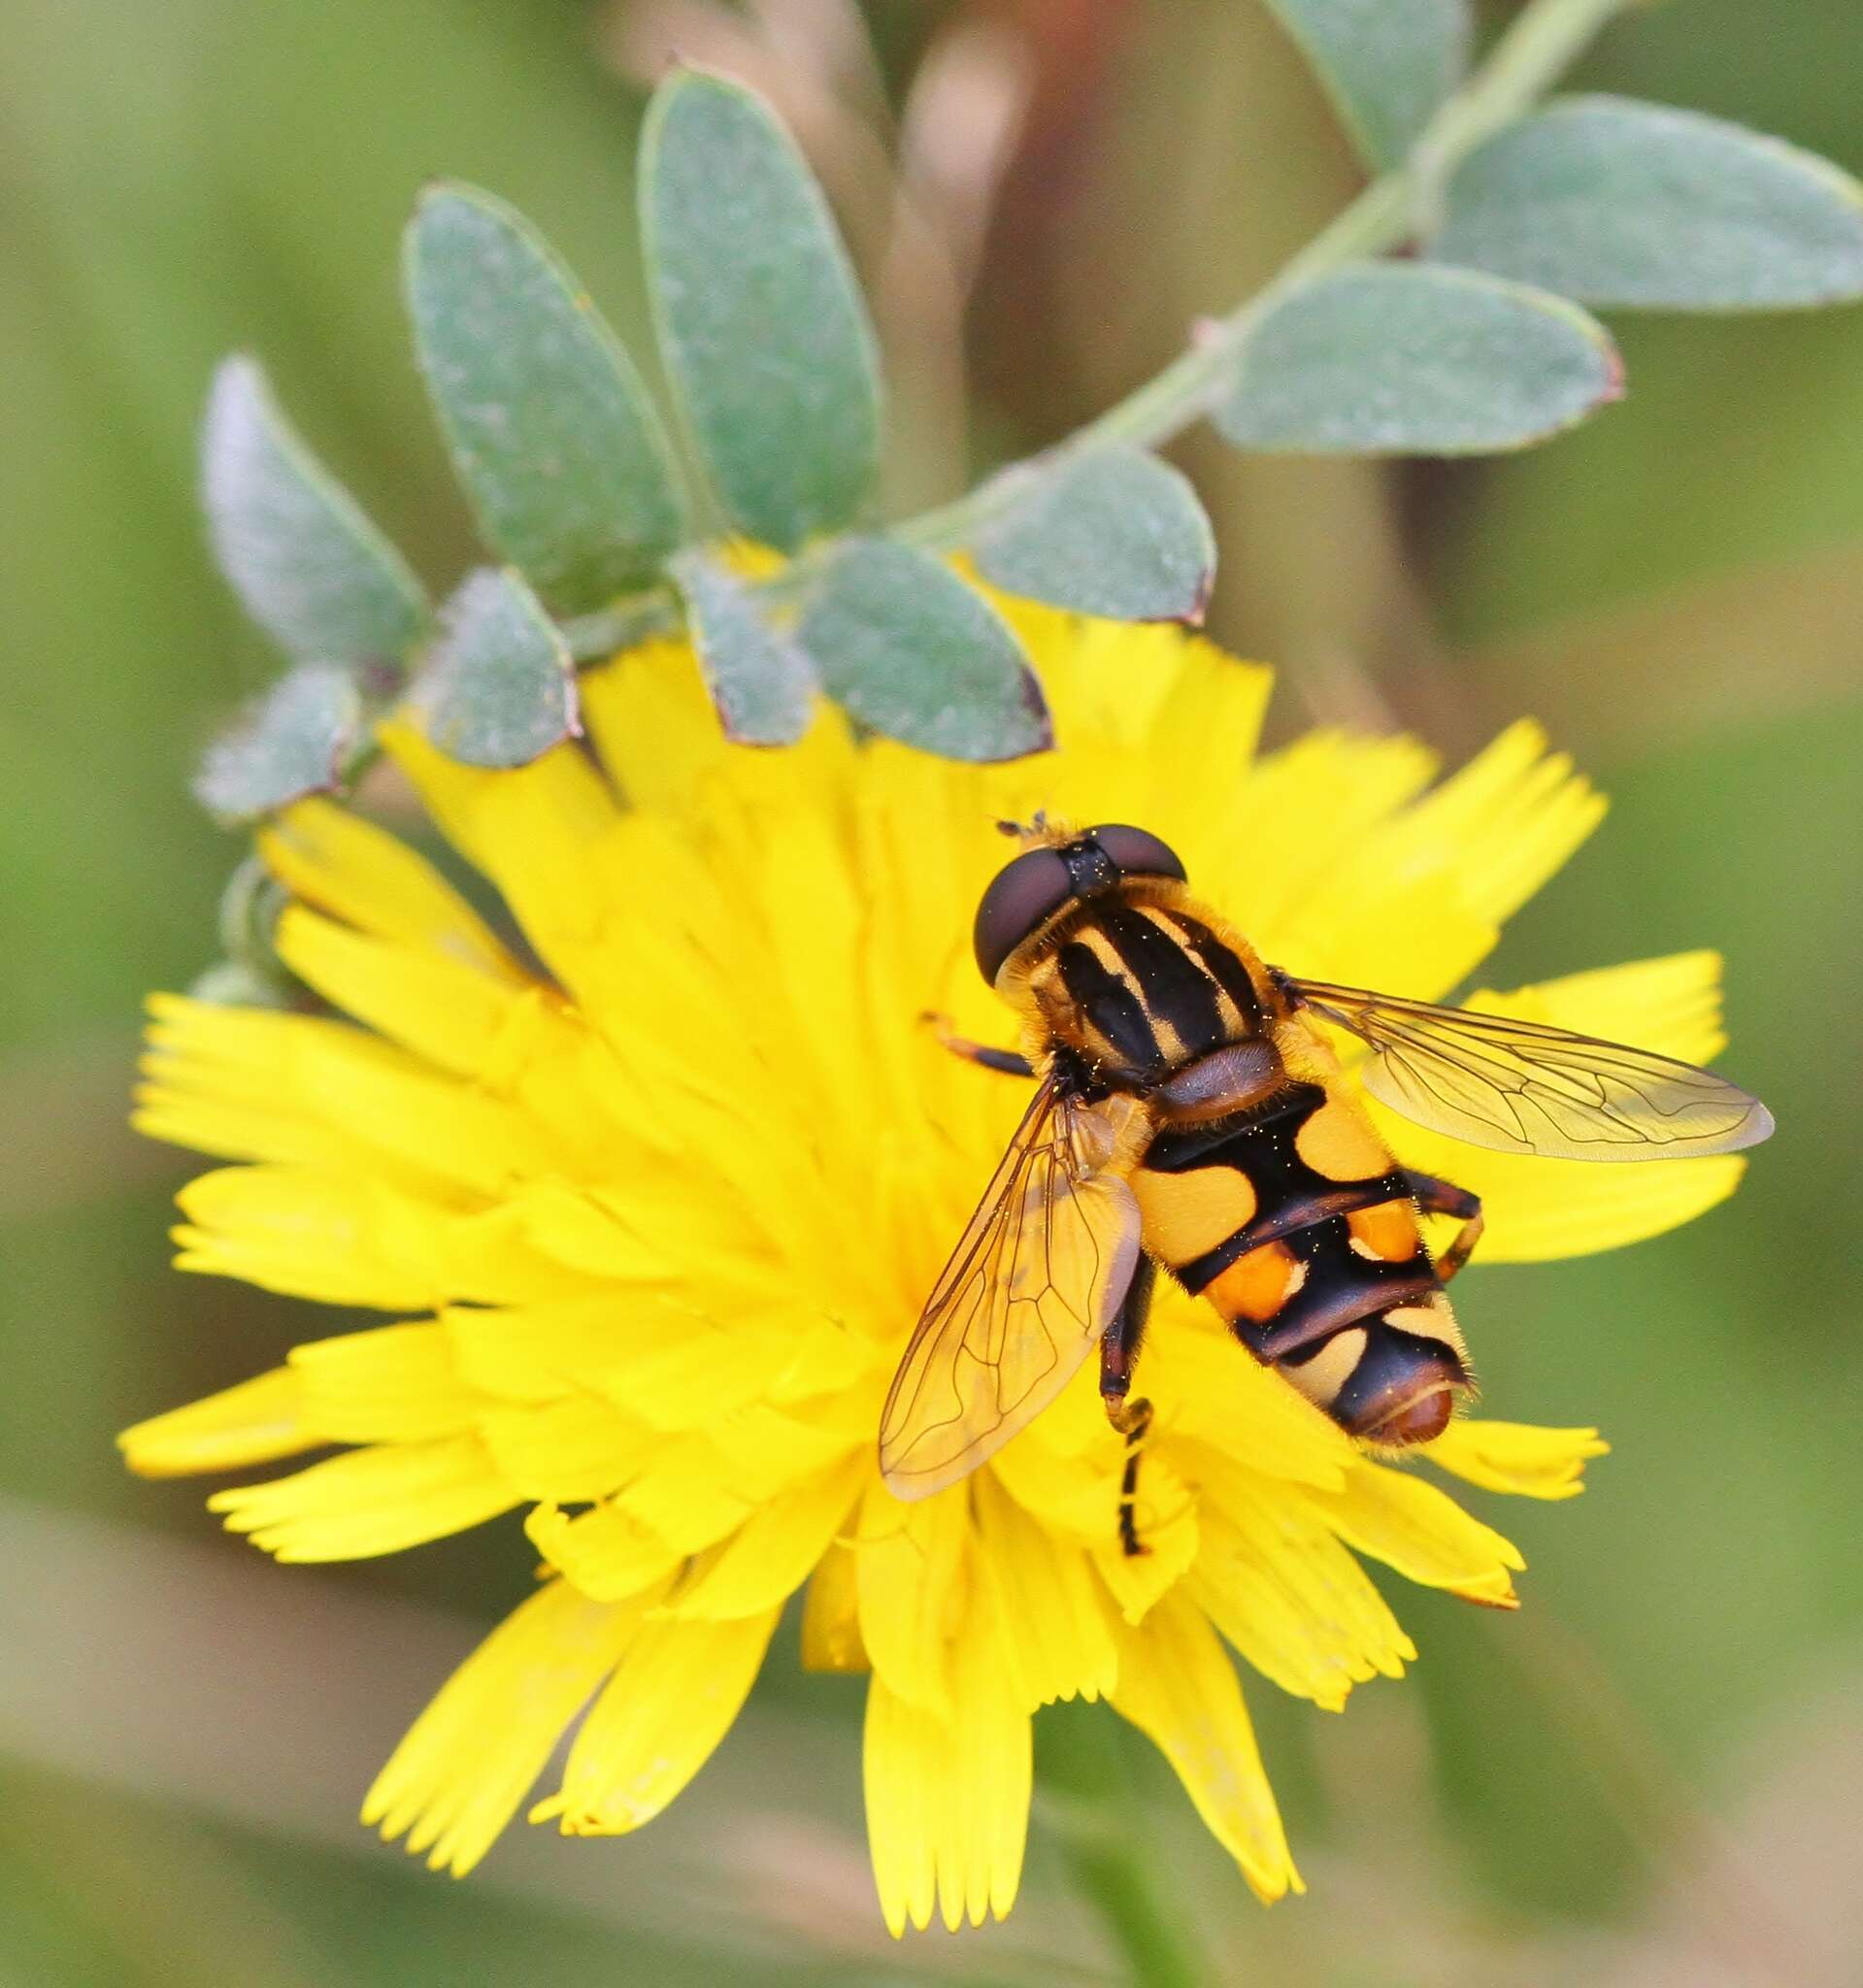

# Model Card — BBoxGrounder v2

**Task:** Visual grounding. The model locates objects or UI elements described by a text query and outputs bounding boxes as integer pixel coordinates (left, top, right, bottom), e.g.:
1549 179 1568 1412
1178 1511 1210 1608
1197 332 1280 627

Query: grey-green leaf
671 551 815 746
192 663 362 821
201 357 427 662
1431 95 1863 311
406 184 687 613
974 447 1215 622
798 540 1048 763
641 69 882 550
1217 262 1621 456
1259 0 1469 172
415 568 579 768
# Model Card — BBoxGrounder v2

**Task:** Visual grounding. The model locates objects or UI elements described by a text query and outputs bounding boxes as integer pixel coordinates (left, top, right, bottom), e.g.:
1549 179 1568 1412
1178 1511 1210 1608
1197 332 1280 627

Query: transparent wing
1290 977 1774 1162
879 1076 1146 1501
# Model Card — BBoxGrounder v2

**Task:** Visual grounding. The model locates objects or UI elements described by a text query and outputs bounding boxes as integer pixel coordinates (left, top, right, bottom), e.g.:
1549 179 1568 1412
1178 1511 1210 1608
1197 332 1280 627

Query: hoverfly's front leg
1100 1256 1158 1557
919 1011 1036 1078
1408 1172 1485 1284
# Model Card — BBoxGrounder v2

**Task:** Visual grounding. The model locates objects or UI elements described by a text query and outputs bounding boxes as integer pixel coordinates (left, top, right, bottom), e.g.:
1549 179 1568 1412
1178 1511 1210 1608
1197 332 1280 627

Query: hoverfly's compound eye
1086 823 1188 883
973 846 1074 984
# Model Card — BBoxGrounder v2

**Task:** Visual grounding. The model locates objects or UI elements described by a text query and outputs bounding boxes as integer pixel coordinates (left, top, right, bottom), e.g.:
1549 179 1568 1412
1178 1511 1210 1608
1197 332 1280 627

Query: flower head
121 604 1747 1932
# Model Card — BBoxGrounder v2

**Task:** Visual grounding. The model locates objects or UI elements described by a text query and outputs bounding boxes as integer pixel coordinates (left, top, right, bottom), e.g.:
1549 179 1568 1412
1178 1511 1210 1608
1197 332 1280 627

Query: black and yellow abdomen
1012 881 1469 1444
1132 1077 1471 1443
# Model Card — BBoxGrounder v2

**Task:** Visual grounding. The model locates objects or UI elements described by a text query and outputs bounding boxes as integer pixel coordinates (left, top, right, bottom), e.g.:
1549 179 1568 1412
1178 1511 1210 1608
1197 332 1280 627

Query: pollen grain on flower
119 604 1745 1934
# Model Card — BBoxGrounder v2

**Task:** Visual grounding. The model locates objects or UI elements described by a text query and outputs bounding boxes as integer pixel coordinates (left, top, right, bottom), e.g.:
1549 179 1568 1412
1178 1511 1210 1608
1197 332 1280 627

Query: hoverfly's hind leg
1407 1172 1485 1284
1099 1256 1157 1557
919 1011 1036 1078
1112 1399 1154 1559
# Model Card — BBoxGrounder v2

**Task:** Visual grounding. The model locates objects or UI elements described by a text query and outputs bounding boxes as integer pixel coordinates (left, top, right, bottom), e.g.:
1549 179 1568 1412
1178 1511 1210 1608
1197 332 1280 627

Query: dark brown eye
973 847 1074 984
1087 824 1187 882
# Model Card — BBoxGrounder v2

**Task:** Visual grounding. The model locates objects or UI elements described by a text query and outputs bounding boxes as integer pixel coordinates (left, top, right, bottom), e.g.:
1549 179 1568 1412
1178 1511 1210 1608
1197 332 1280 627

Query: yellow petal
995 597 1207 749
273 905 525 1081
1370 951 1747 1262
139 997 452 1181
1108 1591 1302 1902
1184 1483 1414 1711
1427 1418 1609 1501
173 1164 449 1310
1212 731 1439 960
854 1478 970 1719
208 1436 516 1561
1372 724 1589 971
1477 949 1730 1061
363 1576 656 1874
1400 1141 1745 1263
289 1322 483 1444
1140 1304 1350 1490
442 1202 621 1307
1256 720 1603 997
525 1500 686 1604
445 1294 661 1405
577 635 740 819
381 720 623 1005
1386 719 1606 927
800 1539 868 1673
533 1605 781 1834
862 1589 1030 1936
973 1472 1117 1707
480 1395 648 1503
148 1000 562 1198
1305 1459 1524 1607
133 1085 387 1177
665 1455 866 1621
258 796 527 985
1091 1446 1199 1626
117 1368 314 1478
988 1432 1113 1541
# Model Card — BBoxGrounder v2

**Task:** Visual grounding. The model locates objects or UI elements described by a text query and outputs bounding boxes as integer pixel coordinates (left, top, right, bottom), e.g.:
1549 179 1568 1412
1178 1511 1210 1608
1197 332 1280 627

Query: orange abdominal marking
1347 1201 1421 1262
1205 1241 1304 1324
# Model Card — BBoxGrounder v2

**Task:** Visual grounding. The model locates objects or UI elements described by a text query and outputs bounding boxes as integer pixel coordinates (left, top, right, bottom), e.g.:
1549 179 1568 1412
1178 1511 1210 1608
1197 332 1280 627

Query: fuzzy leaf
974 447 1216 622
1260 0 1470 171
193 664 362 821
670 552 815 746
641 69 882 551
202 357 427 663
798 540 1049 763
415 569 579 768
406 184 687 613
1432 95 1863 311
1218 262 1621 456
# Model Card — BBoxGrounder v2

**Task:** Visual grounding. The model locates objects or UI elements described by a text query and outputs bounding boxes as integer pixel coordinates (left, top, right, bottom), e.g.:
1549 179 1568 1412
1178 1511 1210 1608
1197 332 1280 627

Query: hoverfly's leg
1407 1172 1485 1284
918 1011 1036 1078
1099 1256 1157 1557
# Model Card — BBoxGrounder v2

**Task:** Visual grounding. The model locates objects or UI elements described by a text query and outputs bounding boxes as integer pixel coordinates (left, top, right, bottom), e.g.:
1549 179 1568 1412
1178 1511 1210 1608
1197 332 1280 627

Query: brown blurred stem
558 0 1640 663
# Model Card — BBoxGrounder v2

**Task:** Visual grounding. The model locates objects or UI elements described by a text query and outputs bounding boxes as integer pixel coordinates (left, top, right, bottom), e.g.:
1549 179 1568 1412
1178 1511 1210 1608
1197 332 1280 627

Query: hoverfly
879 820 1773 1552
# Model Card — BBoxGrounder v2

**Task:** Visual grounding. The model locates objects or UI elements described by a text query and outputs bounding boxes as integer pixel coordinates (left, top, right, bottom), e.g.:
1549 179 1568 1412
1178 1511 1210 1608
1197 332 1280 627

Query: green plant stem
1041 1706 1208 1988
559 0 1640 666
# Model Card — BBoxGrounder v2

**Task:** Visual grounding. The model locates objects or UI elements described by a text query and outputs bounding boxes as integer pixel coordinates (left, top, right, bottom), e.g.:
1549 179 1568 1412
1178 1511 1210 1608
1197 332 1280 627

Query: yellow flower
120 605 1747 1934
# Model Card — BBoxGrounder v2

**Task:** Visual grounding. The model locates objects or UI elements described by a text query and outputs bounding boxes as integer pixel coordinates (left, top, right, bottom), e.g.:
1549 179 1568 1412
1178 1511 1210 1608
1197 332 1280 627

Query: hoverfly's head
972 821 1186 984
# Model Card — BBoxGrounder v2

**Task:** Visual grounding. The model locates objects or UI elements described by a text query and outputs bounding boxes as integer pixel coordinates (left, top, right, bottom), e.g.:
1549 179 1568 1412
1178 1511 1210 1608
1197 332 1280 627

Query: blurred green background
4 1 1860 1982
